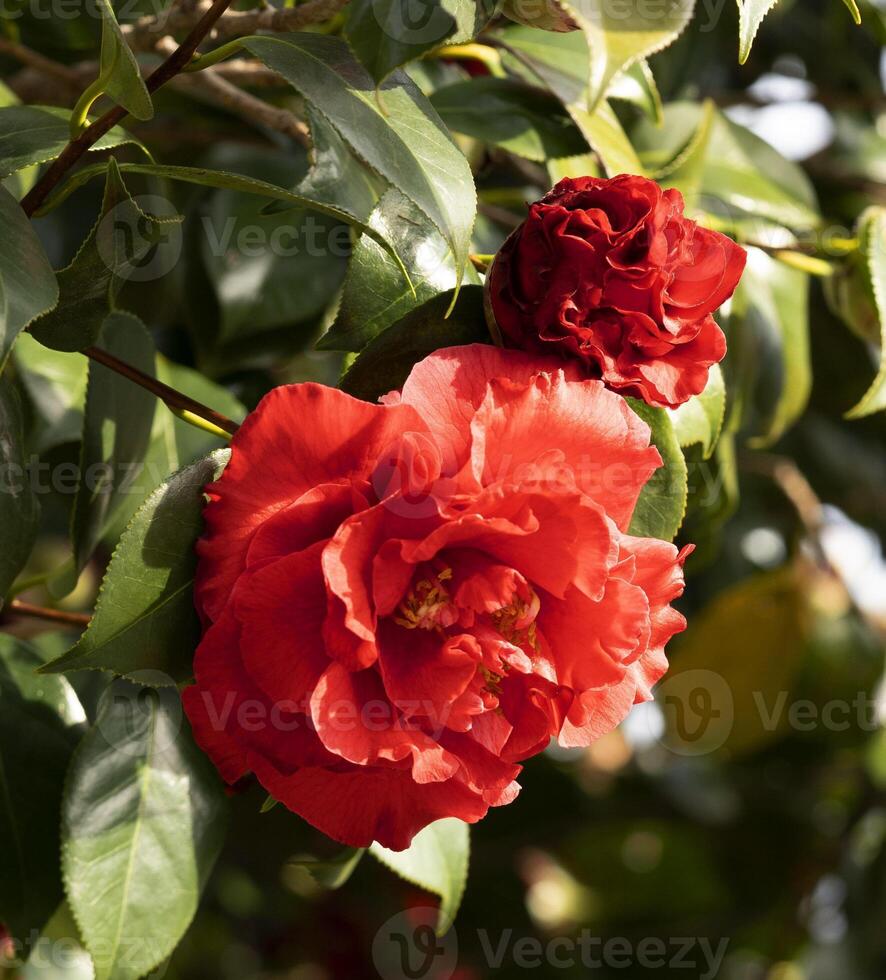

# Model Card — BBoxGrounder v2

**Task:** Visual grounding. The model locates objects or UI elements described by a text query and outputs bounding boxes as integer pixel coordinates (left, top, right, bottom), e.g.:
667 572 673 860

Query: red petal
196 384 424 623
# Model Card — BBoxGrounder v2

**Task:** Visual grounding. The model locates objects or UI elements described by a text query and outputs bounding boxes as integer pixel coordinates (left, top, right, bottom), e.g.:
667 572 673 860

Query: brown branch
7 57 285 108
85 346 240 436
20 0 237 218
4 600 91 629
174 70 309 143
124 0 348 49
209 0 347 40
155 36 308 142
0 37 82 88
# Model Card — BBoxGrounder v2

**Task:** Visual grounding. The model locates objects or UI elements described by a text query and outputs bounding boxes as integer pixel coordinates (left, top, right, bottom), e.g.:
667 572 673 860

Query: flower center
394 567 454 631
491 589 541 651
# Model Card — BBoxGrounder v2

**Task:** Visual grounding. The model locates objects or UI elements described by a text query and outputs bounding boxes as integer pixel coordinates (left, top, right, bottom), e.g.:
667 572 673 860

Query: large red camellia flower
183 345 690 850
488 175 747 409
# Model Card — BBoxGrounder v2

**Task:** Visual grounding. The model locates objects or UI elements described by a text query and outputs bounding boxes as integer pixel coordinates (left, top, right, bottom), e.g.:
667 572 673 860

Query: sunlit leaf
41 450 229 684
370 818 469 933
668 363 726 459
243 33 476 290
63 681 227 980
627 399 688 542
93 0 153 121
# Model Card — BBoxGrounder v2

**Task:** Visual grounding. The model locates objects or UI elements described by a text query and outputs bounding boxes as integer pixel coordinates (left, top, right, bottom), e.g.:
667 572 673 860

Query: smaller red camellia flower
183 346 691 851
487 174 747 409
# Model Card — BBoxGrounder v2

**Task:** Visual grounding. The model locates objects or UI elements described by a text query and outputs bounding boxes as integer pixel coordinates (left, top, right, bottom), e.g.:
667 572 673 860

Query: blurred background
2 0 886 977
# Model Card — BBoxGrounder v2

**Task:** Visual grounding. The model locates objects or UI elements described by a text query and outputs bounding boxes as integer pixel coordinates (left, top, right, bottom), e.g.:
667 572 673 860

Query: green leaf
94 0 153 121
198 146 348 344
290 848 366 890
29 160 183 353
845 207 886 419
264 105 387 223
633 102 820 229
41 450 229 685
653 98 716 208
0 376 40 601
62 680 228 980
681 431 738 565
626 399 688 542
51 312 157 598
0 185 58 371
568 100 644 176
736 0 780 64
346 0 493 84
103 357 243 538
498 25 587 105
497 25 644 175
242 33 476 290
840 0 861 24
0 635 84 941
561 0 694 110
725 248 810 447
13 333 88 451
340 285 490 401
41 158 401 275
737 0 859 64
0 105 147 180
607 59 662 125
667 365 726 460
547 152 602 182
321 189 479 354
370 818 469 933
430 77 588 162
20 902 94 979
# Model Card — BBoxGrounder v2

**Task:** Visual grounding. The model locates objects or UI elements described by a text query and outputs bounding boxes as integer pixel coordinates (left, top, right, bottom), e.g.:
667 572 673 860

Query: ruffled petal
196 384 425 623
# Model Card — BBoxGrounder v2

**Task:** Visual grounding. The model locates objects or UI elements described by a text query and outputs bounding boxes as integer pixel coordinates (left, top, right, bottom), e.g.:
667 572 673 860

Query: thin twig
20 0 237 217
155 36 308 143
124 0 348 49
176 71 309 143
0 37 82 88
85 346 240 436
478 202 523 229
7 58 286 107
3 600 91 629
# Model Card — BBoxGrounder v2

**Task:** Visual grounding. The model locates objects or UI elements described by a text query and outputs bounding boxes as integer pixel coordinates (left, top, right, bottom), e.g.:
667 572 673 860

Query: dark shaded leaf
340 285 490 401
51 311 157 597
0 185 58 371
0 636 84 940
346 0 494 84
430 76 588 161
725 248 810 447
29 161 182 353
0 376 40 600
